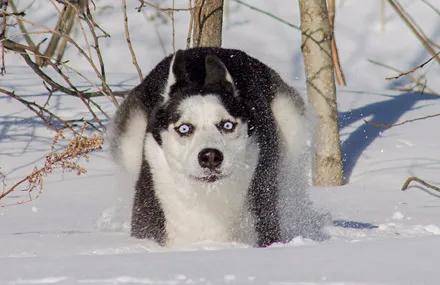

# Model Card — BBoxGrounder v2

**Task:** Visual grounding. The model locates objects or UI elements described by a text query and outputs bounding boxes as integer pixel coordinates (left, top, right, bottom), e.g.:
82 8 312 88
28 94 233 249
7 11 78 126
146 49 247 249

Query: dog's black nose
198 148 223 170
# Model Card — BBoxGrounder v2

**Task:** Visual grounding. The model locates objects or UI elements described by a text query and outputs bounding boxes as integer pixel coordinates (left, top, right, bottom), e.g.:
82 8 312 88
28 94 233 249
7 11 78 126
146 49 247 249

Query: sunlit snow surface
1 0 440 284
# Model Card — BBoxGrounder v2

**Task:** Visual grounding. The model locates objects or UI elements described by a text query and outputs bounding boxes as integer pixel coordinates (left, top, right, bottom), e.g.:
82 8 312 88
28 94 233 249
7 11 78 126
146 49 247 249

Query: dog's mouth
190 173 229 183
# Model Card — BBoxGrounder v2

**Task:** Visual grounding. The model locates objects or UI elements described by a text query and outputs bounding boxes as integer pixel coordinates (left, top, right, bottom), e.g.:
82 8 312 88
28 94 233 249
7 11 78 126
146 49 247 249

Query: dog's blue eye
218 120 236 133
175 124 193 136
223 121 234 130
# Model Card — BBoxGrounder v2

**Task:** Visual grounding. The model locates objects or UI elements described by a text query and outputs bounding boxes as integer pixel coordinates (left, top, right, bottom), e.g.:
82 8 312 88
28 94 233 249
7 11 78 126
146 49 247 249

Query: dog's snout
198 148 223 170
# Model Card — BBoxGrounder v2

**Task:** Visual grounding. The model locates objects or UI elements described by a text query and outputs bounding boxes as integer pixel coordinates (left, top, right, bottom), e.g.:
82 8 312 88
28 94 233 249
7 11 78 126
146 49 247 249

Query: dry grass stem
0 129 104 204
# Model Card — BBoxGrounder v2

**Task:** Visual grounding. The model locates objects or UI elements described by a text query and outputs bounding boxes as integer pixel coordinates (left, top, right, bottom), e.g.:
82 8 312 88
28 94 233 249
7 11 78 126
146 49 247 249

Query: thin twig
420 0 440 18
1 10 25 17
81 1 109 37
401 176 440 192
9 0 42 65
387 0 440 65
385 51 440 80
365 112 440 129
122 0 143 82
11 16 118 105
232 0 300 30
0 87 77 133
3 39 108 99
77 15 93 62
368 59 438 95
82 4 114 102
47 57 106 129
137 0 192 13
186 0 194 48
48 0 62 14
3 38 115 129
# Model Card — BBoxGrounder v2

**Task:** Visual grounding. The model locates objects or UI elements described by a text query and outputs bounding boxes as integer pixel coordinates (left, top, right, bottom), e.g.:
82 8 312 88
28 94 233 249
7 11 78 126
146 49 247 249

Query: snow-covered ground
1 0 440 284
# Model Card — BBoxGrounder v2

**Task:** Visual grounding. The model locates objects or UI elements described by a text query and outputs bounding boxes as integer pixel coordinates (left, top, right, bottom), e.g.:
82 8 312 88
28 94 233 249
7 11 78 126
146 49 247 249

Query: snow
1 0 440 284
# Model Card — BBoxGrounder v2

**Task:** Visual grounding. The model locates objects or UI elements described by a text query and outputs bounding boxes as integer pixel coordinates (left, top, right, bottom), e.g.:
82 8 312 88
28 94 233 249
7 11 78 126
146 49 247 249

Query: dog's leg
271 89 324 241
248 108 282 247
131 159 166 245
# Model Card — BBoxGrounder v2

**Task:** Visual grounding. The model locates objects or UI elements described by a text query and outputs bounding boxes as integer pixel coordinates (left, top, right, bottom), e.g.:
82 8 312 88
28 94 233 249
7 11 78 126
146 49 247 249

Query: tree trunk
42 0 81 66
299 0 343 186
192 0 224 47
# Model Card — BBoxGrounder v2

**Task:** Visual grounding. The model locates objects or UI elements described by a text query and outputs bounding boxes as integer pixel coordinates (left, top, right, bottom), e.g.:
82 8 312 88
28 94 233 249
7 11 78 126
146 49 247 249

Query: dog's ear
162 50 190 104
171 50 190 85
204 55 235 87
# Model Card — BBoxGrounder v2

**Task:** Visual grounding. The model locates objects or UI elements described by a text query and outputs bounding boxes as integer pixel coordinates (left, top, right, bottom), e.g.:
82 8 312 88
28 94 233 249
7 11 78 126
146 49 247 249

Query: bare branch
387 0 440 65
0 87 77 133
2 39 109 99
10 16 119 105
385 51 440 80
136 0 193 13
122 0 143 82
368 59 439 95
9 0 40 65
420 0 440 19
401 176 440 192
232 0 300 30
365 112 440 129
0 10 25 17
81 3 115 103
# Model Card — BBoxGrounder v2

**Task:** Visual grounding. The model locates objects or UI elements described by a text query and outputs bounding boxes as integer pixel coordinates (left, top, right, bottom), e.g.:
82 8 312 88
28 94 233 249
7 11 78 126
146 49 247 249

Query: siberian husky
109 47 325 247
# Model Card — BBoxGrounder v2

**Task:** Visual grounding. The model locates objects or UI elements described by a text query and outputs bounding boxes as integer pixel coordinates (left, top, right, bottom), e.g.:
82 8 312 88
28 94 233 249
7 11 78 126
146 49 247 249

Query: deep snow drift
1 0 440 284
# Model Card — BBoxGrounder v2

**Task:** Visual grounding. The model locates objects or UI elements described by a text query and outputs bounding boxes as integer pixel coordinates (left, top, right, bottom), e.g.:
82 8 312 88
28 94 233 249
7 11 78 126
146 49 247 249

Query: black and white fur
109 47 318 247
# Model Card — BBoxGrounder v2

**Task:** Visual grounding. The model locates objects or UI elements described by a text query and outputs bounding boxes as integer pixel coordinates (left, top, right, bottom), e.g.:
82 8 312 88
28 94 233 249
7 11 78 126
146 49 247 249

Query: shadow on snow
339 92 440 182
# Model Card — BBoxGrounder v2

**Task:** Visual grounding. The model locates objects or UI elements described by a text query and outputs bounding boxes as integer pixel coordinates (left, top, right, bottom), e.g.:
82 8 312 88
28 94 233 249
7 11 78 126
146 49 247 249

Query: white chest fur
143 134 257 246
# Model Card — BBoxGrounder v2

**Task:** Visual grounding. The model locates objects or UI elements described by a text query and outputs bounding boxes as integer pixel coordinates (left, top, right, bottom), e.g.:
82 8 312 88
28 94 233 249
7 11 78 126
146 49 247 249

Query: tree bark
192 0 224 47
42 0 81 66
299 0 343 186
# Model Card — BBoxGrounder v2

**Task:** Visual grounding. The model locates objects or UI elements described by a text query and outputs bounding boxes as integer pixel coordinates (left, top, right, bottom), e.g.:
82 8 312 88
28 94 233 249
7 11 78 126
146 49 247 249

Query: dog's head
149 51 256 183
